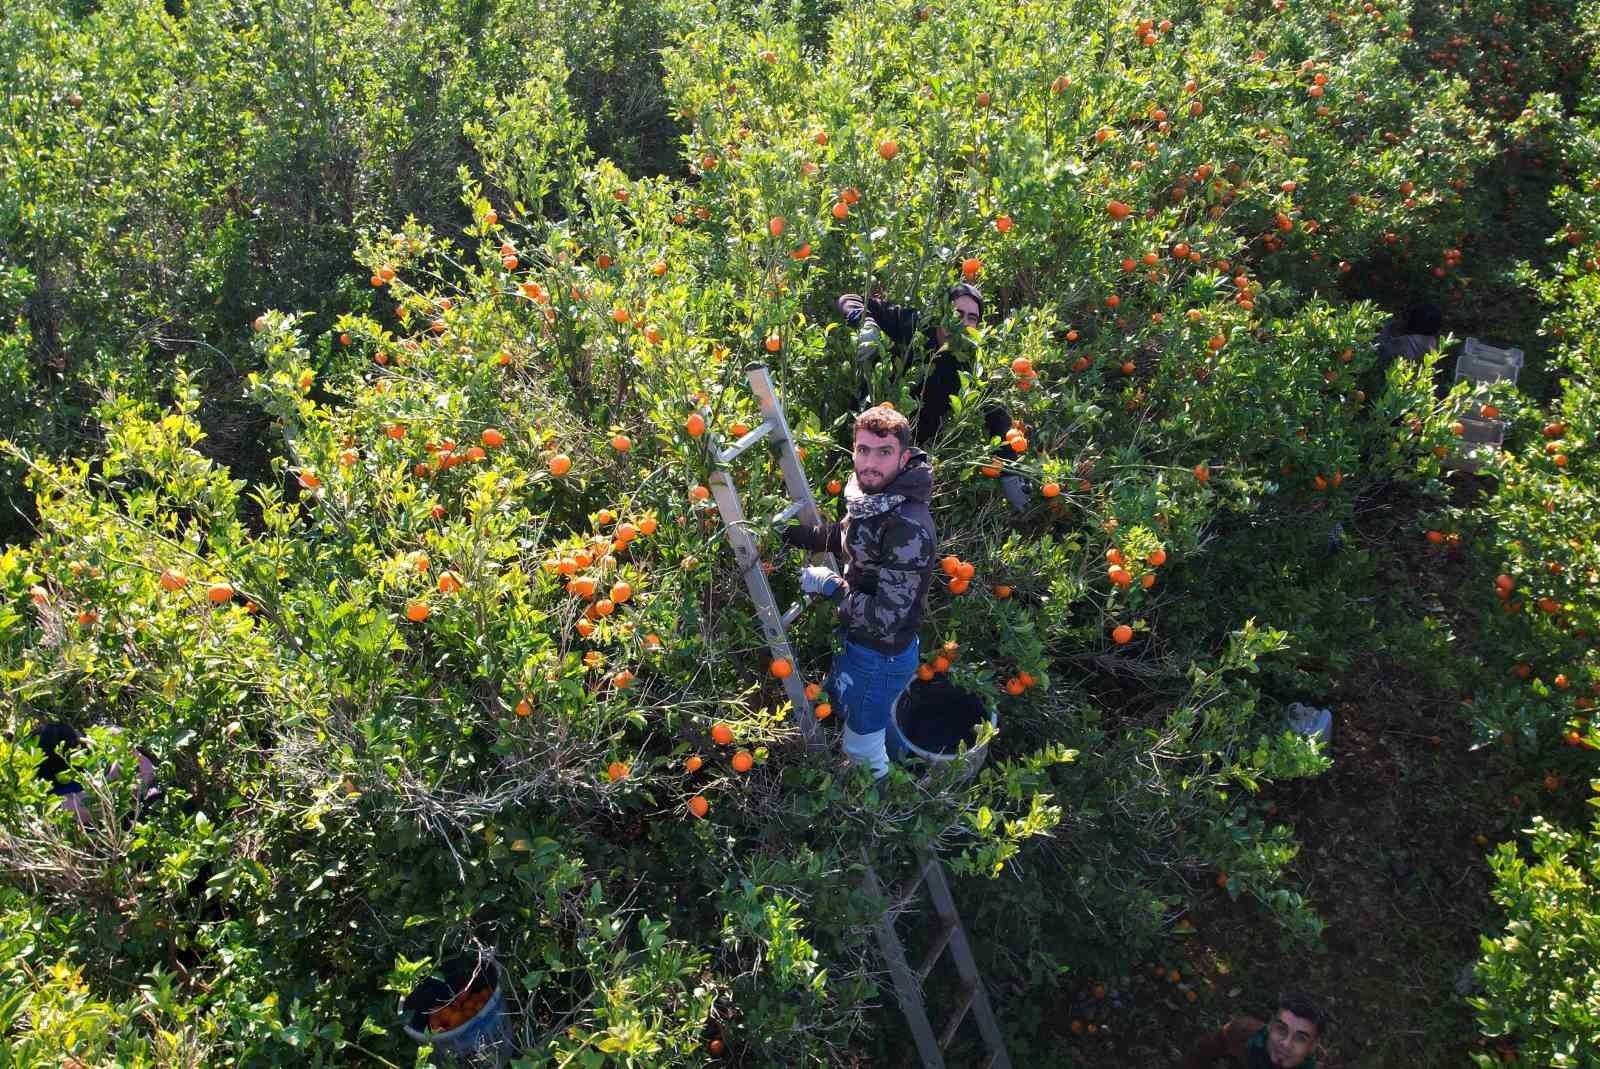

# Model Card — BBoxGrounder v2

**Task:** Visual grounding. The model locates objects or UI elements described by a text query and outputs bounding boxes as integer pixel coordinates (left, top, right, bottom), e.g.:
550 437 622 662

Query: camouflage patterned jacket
787 450 936 655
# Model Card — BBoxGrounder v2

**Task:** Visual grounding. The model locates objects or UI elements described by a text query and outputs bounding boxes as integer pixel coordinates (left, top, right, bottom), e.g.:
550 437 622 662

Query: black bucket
892 679 996 776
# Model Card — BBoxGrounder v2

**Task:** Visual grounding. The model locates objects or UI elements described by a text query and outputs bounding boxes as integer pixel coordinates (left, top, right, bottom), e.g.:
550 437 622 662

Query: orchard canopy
2 0 1598 1065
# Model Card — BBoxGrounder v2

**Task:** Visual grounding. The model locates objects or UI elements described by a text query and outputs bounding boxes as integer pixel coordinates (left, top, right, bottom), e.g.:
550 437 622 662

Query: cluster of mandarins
427 983 492 1033
915 639 965 683
938 554 978 595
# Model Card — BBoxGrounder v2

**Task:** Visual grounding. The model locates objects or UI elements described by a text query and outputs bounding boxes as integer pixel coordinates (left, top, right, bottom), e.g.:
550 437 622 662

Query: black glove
779 523 810 549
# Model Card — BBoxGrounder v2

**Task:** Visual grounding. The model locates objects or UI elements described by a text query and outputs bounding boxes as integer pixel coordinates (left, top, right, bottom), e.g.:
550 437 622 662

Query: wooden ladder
705 363 1013 1069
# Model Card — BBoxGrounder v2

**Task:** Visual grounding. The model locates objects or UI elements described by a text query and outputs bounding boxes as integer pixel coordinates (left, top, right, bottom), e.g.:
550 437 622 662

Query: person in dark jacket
836 284 1028 511
1376 301 1442 363
31 721 158 822
780 405 936 777
1183 991 1327 1069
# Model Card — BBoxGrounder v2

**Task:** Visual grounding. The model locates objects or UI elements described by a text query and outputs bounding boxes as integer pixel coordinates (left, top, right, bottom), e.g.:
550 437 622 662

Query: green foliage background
1 0 1597 1065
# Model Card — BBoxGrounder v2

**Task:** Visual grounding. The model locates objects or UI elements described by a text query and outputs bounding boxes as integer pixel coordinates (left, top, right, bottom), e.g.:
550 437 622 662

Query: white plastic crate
1455 337 1524 385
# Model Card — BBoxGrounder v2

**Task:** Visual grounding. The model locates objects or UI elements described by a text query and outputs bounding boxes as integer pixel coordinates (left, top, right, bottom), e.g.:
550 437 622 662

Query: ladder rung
917 920 956 982
717 420 775 464
779 599 810 629
772 500 806 525
939 983 976 1050
896 860 933 904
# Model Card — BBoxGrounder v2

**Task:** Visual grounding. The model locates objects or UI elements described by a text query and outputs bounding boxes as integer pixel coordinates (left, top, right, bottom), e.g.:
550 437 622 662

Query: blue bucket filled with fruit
400 954 514 1064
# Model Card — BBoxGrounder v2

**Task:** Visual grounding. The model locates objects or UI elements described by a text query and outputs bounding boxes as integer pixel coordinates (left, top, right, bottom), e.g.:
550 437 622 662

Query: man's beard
856 468 893 491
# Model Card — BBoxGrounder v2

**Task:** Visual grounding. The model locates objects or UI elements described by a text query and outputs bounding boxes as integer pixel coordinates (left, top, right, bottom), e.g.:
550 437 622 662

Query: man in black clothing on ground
835 283 1028 511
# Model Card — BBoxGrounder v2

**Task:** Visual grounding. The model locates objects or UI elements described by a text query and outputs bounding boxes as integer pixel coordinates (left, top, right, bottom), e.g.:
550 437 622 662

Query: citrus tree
3 0 1597 1064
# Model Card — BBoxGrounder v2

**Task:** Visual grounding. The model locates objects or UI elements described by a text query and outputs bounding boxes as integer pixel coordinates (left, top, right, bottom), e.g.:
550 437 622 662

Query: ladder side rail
864 864 947 1069
746 364 839 573
706 470 825 752
921 861 1013 1069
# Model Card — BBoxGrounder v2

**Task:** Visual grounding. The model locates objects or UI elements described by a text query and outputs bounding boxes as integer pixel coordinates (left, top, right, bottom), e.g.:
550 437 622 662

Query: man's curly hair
854 404 912 448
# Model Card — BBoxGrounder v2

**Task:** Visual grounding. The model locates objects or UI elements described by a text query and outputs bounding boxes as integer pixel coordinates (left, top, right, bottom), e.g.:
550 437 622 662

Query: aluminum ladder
703 362 837 752
865 855 1014 1069
706 362 1013 1069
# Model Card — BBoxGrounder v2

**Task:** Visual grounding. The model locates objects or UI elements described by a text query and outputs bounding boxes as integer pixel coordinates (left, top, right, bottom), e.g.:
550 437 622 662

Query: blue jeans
825 633 919 778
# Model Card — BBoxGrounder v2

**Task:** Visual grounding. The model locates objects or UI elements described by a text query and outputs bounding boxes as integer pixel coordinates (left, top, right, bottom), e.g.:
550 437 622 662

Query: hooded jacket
787 449 936 655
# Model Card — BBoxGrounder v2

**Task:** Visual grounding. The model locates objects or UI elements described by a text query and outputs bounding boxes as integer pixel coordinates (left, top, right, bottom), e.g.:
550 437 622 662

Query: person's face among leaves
934 293 982 345
1265 1008 1319 1068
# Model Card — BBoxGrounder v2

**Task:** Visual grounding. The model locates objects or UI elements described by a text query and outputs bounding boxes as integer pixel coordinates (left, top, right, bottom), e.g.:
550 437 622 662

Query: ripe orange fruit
994 584 1012 598
961 257 982 280
690 484 710 501
1147 548 1167 566
610 581 632 603
995 215 1014 233
686 412 706 437
1426 530 1443 545
949 577 970 594
405 600 430 622
515 698 533 717
438 571 463 593
956 561 976 580
711 723 734 746
481 427 504 448
917 664 935 681
1005 678 1025 695
1193 462 1211 482
940 555 961 577
548 454 572 476
685 755 704 774
765 334 782 352
731 750 753 773
688 795 709 818
1041 481 1060 498
207 582 234 603
827 479 842 495
768 216 785 237
638 515 658 535
159 569 188 592
933 655 951 673
611 434 631 452
770 658 793 679
1112 624 1133 644
607 761 629 782
815 702 832 720
878 139 899 160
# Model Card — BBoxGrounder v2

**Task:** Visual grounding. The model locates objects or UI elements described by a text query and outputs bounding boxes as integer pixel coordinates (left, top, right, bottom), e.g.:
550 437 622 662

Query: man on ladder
778 404 936 779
